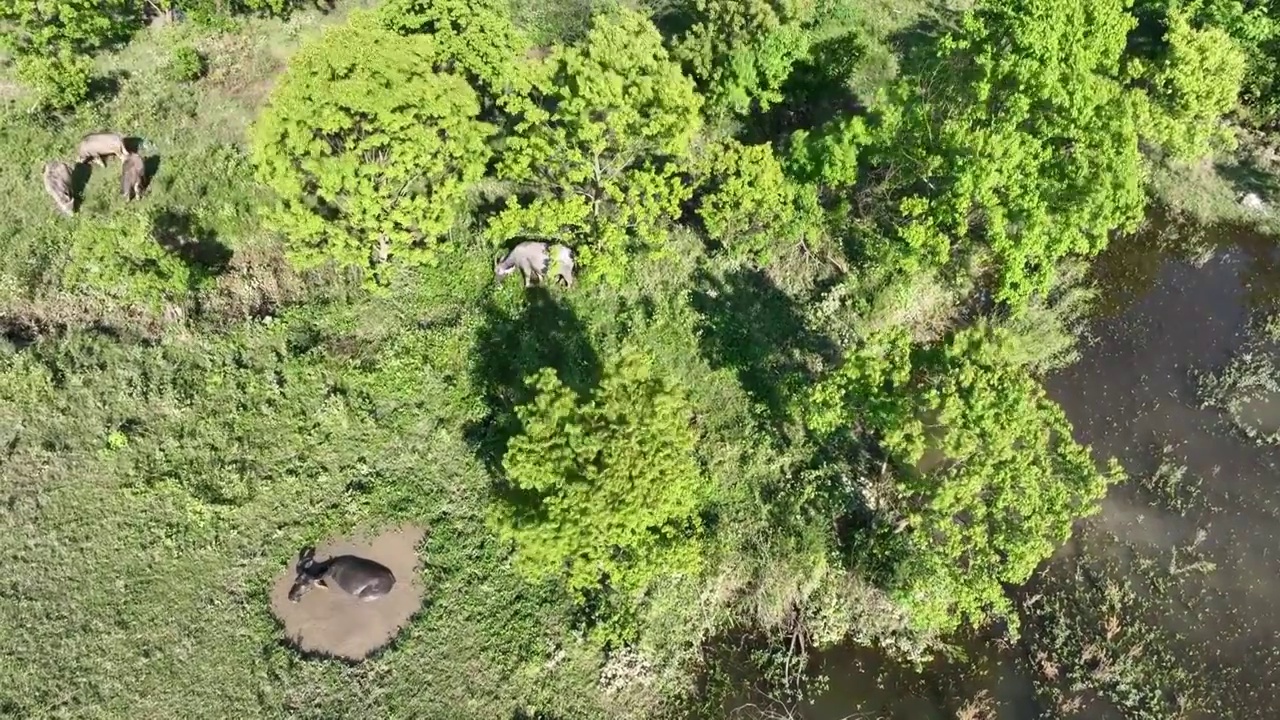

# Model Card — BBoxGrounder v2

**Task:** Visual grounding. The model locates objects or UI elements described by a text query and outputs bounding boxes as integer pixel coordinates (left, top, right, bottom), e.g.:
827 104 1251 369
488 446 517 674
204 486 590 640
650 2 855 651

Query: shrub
167 45 207 83
493 8 702 284
61 209 224 309
16 49 94 110
251 13 495 279
494 350 708 639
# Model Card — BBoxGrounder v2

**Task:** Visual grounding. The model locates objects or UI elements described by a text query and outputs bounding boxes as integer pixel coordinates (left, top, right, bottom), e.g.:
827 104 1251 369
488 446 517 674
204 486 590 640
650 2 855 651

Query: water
742 215 1280 719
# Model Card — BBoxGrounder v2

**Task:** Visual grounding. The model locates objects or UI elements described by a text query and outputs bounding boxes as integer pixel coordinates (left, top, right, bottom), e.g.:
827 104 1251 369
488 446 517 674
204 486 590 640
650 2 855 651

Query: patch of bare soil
269 524 426 661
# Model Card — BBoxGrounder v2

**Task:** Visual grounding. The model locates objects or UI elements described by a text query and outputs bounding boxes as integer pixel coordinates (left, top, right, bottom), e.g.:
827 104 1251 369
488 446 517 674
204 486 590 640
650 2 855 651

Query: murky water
750 214 1280 719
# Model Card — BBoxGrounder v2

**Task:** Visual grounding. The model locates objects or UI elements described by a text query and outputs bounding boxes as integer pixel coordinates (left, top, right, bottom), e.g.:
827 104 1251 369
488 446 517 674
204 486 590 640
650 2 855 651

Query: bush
494 349 708 640
251 12 495 278
492 8 703 283
16 49 94 110
167 45 207 82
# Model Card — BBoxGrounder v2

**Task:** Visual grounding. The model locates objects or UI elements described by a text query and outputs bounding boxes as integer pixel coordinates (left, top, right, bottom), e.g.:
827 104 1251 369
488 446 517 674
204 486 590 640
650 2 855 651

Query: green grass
1145 132 1280 236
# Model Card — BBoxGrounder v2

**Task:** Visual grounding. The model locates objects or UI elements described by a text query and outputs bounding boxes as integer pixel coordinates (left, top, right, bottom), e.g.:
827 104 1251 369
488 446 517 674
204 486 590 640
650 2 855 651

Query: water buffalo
42 161 75 216
76 132 128 167
287 546 396 603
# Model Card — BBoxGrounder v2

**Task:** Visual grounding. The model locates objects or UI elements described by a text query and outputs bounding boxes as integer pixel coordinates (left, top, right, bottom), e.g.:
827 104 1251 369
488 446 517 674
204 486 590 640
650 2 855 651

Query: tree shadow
1216 158 1280 202
464 287 602 476
691 267 837 429
150 209 232 283
886 12 957 80
738 30 870 144
86 70 128 104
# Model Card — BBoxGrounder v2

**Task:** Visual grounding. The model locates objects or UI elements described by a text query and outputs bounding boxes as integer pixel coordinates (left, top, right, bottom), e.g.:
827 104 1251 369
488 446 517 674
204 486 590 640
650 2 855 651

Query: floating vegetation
1138 446 1204 515
1197 314 1280 444
1021 562 1206 720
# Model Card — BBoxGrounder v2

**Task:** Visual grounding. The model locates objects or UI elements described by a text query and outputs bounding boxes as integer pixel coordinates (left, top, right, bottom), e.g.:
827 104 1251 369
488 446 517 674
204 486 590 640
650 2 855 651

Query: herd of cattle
42 131 147 216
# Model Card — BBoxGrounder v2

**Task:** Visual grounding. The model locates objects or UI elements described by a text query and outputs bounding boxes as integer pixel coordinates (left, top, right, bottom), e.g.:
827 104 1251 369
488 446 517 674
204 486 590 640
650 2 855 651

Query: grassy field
2 8 613 720
0 4 854 717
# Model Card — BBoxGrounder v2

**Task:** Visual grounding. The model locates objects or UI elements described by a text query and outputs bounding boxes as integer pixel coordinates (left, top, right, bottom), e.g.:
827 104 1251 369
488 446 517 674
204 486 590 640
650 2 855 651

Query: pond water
741 214 1280 719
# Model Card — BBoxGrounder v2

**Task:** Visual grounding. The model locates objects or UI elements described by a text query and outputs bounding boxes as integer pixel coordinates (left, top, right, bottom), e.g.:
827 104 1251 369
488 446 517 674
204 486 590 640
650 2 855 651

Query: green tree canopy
1131 7 1247 159
669 0 816 117
695 139 823 263
494 350 707 636
377 0 531 97
0 0 138 54
807 326 1119 634
869 0 1146 309
491 8 703 283
250 13 495 278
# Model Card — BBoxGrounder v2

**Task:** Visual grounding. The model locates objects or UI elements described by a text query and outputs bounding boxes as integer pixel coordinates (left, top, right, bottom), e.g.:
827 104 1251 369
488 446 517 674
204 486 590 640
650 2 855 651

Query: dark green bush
167 45 208 82
16 49 94 110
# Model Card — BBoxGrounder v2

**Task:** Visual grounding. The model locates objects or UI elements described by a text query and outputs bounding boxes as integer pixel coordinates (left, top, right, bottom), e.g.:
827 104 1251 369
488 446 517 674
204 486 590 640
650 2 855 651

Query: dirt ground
269 524 427 661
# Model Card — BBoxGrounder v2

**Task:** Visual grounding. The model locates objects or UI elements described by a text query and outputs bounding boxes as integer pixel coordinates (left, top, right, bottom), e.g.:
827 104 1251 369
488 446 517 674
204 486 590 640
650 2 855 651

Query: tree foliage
695 139 822 263
669 0 816 117
0 0 138 54
1132 0 1280 124
1131 7 1247 158
377 0 531 96
807 326 1120 634
495 350 707 635
870 0 1146 309
785 115 868 190
492 8 702 283
251 13 495 277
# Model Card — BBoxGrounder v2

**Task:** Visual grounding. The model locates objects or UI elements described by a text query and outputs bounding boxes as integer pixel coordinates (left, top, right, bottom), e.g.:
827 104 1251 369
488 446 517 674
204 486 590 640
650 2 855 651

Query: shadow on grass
70 161 92 211
465 287 601 476
141 155 162 194
692 267 836 429
1216 158 1280 202
150 209 233 283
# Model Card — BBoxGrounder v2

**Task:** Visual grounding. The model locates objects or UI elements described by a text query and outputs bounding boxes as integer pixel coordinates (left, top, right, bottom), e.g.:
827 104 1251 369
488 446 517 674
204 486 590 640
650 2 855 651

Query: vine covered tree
870 0 1146 309
251 13 495 277
807 325 1120 634
494 350 707 637
492 8 703 283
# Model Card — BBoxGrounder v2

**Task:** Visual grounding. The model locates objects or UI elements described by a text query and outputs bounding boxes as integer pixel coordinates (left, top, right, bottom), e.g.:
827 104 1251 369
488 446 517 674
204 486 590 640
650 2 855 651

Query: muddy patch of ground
269 524 427 661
